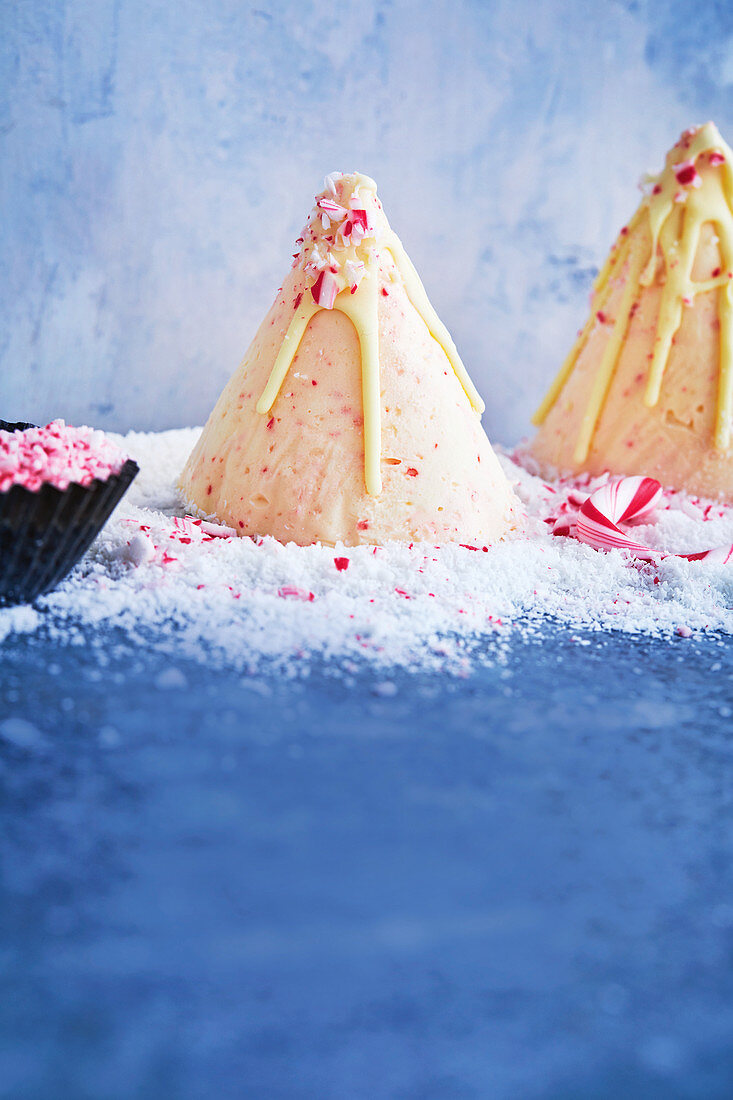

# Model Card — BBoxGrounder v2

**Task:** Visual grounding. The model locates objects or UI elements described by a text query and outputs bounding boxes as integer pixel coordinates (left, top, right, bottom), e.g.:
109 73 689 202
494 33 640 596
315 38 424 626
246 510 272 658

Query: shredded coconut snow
1 427 732 675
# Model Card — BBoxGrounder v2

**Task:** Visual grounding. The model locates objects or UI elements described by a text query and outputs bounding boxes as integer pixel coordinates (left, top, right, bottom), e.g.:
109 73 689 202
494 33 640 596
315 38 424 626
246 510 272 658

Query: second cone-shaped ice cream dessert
180 172 520 545
531 122 733 501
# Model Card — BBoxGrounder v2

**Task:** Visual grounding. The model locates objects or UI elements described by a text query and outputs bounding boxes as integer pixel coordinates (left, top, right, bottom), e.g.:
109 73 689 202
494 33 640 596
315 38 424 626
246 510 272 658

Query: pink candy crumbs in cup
0 420 127 494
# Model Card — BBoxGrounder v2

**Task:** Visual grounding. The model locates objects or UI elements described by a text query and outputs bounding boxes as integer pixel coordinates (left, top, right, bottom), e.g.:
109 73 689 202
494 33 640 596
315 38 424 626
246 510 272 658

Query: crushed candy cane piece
0 420 127 493
311 270 339 309
345 259 366 289
278 586 315 602
546 473 733 564
316 197 347 220
292 173 381 308
171 515 236 540
576 477 662 555
682 545 733 564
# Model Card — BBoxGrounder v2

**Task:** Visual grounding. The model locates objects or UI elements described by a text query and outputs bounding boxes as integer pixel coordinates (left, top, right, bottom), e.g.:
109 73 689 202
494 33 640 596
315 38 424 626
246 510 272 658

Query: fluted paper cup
0 420 139 606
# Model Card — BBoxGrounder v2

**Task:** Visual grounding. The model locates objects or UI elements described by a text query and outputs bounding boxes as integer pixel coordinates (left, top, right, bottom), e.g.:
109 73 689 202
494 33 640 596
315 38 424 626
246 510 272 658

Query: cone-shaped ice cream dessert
180 172 520 545
531 122 733 500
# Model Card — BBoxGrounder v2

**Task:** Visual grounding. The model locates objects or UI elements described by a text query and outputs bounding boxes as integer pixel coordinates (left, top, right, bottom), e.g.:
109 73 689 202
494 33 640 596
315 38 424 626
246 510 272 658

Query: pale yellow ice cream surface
531 122 733 500
180 172 520 546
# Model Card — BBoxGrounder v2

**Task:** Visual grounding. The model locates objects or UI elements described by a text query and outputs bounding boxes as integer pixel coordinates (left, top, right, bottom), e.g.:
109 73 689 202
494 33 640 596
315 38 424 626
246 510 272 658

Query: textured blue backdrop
3 625 733 1098
1 0 732 441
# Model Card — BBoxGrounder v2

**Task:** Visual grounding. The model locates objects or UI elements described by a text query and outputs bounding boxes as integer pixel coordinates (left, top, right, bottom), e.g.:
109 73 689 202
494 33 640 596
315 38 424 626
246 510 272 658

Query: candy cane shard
179 172 521 546
530 123 733 502
557 473 733 562
575 477 662 556
597 476 663 525
682 545 733 563
171 516 238 540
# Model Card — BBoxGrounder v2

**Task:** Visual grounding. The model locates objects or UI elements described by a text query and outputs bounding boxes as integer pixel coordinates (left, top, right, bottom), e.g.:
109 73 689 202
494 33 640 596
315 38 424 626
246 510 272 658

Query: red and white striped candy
316 197 347 221
310 269 340 309
567 475 733 563
682 546 733 564
278 586 315 602
576 476 662 556
338 208 372 247
171 515 237 540
550 515 575 537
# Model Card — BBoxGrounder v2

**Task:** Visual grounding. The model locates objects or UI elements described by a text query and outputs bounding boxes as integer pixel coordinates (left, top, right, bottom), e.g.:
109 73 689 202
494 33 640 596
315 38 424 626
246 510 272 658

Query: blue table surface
1 623 733 1099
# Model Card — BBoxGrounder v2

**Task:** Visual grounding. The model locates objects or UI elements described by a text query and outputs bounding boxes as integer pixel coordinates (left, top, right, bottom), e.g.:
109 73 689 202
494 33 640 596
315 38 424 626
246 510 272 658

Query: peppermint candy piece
316 197 347 221
681 546 733 564
345 258 366 290
171 515 237 540
278 586 315 602
571 475 733 562
576 476 662 556
310 269 340 309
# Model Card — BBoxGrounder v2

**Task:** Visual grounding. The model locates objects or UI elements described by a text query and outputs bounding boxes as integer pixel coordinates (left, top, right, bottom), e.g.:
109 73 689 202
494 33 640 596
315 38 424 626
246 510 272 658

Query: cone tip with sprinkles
530 122 733 502
179 171 521 547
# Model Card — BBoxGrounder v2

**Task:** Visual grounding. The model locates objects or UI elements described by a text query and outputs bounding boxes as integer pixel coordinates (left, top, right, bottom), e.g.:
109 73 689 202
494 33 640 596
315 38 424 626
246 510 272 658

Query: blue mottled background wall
1 0 732 443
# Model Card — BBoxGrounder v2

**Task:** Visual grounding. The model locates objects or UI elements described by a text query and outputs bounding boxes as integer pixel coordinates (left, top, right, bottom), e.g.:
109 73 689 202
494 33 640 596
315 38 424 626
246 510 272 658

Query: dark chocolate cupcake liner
0 420 139 606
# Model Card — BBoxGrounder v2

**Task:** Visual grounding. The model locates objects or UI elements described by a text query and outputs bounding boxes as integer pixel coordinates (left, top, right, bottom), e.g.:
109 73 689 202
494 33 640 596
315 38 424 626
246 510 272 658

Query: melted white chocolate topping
256 173 484 496
534 123 733 462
